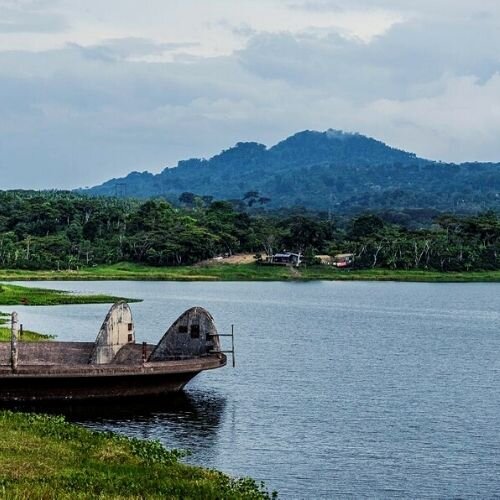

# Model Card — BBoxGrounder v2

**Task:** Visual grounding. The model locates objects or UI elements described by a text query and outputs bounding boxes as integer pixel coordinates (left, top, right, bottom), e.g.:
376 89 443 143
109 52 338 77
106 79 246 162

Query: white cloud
355 74 500 162
0 0 66 34
0 0 401 56
0 1 499 189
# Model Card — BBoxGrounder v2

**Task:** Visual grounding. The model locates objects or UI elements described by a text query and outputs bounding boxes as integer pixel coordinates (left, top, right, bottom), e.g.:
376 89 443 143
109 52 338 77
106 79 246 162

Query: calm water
3 280 500 498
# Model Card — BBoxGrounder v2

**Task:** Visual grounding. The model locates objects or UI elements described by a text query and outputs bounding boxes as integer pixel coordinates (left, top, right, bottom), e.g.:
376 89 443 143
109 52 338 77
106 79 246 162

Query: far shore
1 262 499 283
0 282 138 306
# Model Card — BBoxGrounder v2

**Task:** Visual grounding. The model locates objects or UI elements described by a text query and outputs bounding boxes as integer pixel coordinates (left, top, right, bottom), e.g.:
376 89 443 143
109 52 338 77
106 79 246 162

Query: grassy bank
0 283 139 306
0 311 54 341
0 411 274 499
1 262 500 282
298 267 500 282
0 326 54 342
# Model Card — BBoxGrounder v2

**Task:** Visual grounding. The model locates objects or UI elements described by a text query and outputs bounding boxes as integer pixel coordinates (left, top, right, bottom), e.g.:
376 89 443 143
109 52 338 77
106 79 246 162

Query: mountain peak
268 129 416 165
325 129 356 140
83 128 444 210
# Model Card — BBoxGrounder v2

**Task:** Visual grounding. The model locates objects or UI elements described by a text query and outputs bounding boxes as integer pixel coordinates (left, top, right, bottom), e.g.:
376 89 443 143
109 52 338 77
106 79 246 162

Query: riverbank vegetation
0 283 137 306
1 263 500 282
0 411 274 499
0 310 54 341
0 312 53 341
0 327 53 341
0 191 499 275
0 304 51 341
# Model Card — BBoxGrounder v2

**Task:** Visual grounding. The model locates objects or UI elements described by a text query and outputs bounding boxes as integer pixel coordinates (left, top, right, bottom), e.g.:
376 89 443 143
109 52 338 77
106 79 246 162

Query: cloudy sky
1 0 500 189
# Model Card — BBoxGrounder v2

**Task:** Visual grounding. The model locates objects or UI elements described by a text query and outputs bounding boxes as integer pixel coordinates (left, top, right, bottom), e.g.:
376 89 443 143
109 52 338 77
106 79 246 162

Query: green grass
0 411 275 499
0 283 139 306
1 262 500 282
0 311 55 341
0 327 54 342
298 267 500 282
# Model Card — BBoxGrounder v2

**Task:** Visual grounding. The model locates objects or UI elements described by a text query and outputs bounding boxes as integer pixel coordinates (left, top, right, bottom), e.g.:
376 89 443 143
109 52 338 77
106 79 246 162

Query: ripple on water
2 280 500 498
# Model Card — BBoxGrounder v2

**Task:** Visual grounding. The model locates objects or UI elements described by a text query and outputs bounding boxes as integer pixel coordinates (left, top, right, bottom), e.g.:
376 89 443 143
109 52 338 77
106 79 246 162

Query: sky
1 0 500 189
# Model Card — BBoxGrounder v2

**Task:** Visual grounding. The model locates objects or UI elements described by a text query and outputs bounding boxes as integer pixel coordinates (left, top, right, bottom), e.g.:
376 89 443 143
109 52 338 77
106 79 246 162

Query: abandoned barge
0 302 227 401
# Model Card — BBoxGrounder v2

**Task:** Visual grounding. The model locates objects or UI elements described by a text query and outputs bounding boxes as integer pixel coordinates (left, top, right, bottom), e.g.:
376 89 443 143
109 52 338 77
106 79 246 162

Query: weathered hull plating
0 355 226 402
1 303 229 402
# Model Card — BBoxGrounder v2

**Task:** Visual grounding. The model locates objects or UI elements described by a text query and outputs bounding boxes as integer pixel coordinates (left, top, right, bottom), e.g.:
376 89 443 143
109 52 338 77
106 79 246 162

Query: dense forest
85 130 500 213
0 191 499 272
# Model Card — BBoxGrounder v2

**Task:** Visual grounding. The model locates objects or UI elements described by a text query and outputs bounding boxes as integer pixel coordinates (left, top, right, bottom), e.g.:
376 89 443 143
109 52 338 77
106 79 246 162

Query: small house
334 253 354 268
269 252 302 267
317 255 334 265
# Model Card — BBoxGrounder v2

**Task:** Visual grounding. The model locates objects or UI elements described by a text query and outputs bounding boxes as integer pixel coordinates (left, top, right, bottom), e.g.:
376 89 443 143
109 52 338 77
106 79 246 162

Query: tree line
0 191 498 271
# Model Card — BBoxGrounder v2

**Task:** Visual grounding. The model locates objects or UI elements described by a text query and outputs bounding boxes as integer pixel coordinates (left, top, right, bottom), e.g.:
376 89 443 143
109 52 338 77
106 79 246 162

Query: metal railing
212 324 236 367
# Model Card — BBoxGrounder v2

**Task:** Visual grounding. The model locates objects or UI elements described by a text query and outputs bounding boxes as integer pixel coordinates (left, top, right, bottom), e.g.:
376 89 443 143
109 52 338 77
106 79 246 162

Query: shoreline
0 411 274 498
0 283 139 307
0 263 500 283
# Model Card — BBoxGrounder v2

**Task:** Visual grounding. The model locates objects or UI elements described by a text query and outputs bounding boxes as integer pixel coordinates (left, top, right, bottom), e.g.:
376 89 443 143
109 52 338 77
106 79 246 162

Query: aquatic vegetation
0 312 54 341
0 327 54 342
0 283 139 306
0 411 276 499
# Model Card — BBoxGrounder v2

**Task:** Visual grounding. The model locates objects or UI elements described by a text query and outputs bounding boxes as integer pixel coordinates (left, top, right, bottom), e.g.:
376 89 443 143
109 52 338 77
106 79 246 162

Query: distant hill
83 129 500 213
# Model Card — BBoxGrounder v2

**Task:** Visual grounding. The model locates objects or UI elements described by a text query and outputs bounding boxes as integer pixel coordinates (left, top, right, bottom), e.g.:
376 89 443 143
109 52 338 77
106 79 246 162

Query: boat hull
0 355 226 402
0 372 196 402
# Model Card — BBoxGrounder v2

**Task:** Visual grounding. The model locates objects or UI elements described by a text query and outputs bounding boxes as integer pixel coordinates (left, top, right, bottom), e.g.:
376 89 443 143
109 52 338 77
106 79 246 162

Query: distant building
316 255 334 265
269 252 302 267
334 253 355 268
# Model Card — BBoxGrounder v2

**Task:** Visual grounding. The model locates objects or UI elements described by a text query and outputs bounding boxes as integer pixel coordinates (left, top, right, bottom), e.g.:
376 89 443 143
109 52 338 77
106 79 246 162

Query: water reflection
3 280 500 498
1 389 226 449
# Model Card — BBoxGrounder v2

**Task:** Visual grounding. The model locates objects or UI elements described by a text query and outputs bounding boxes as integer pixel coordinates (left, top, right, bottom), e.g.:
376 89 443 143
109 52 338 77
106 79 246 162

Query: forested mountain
84 129 500 213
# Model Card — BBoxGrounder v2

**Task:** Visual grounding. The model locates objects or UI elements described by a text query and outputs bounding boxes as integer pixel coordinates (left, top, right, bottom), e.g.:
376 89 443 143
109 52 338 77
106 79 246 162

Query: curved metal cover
148 307 220 361
89 302 135 364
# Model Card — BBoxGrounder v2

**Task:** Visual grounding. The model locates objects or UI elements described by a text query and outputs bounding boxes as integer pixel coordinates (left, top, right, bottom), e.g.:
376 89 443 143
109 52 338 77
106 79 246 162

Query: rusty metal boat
0 303 228 402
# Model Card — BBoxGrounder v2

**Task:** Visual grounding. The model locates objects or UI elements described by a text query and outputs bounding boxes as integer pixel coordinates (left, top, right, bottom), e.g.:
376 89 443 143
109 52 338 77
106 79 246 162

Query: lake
3 280 500 498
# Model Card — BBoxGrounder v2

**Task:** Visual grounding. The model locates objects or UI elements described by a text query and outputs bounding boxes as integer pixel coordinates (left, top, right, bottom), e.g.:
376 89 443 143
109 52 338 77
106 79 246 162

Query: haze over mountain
84 129 500 213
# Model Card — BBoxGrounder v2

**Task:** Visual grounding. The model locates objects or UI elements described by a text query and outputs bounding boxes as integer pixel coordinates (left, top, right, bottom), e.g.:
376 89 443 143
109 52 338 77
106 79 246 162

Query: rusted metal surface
0 302 227 401
0 355 225 401
0 353 225 376
89 301 135 364
0 342 95 366
148 307 221 361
